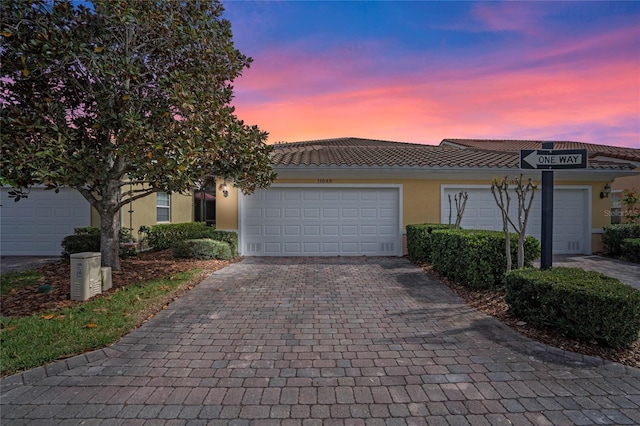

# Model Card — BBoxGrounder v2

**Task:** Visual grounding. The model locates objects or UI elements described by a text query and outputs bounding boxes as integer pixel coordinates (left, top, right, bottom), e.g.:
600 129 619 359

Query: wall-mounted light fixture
222 183 229 198
600 183 611 199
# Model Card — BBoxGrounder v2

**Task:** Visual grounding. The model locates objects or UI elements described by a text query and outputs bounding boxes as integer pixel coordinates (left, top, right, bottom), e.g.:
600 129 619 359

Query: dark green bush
61 227 136 258
430 229 540 289
147 222 210 250
621 238 640 263
202 229 238 256
61 234 99 255
505 267 640 349
406 223 452 262
147 222 238 256
172 239 232 260
602 223 640 258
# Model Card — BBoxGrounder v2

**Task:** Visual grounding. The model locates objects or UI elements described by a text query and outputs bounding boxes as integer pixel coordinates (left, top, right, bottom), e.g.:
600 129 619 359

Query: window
157 192 170 222
610 190 622 224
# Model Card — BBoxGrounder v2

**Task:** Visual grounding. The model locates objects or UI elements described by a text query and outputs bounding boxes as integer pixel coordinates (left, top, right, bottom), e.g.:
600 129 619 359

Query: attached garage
240 185 402 256
441 185 590 254
215 138 637 257
1 188 90 256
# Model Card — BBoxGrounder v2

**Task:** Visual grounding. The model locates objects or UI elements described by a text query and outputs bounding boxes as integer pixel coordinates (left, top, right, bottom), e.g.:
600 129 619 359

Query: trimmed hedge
430 229 540 289
147 222 210 250
602 223 640 258
61 227 135 257
172 239 233 260
202 228 238 257
406 223 453 263
621 238 640 263
505 267 640 349
148 222 238 256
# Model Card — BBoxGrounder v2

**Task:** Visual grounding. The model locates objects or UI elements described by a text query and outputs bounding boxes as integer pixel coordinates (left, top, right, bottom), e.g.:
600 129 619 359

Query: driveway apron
1 257 639 425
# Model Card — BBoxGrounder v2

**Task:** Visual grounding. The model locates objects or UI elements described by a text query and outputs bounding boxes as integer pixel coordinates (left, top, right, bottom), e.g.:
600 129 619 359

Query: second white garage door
1 187 91 256
441 186 590 254
241 186 401 256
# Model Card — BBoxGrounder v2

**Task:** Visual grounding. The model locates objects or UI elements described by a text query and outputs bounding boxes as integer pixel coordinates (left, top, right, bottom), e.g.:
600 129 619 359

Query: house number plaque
317 179 333 183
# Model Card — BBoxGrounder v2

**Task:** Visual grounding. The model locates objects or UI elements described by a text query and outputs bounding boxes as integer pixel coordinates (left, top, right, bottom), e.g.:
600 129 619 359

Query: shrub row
428 229 540 289
505 267 640 349
621 238 640 263
172 239 233 260
602 223 640 259
406 224 453 263
147 222 238 256
147 222 211 250
61 227 135 258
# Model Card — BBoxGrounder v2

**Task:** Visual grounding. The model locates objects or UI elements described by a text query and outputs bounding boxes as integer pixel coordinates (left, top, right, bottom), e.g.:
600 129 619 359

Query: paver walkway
1 257 639 425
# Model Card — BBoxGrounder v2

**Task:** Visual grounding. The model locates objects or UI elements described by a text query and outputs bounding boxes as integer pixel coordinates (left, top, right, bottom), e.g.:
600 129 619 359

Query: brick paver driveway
2 257 639 425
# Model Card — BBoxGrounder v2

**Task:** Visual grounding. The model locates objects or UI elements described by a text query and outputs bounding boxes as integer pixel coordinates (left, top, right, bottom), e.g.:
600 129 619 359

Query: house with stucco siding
214 137 639 257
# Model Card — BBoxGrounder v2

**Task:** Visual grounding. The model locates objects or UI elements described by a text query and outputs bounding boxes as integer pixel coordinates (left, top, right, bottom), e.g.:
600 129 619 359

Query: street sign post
520 147 588 270
520 149 587 170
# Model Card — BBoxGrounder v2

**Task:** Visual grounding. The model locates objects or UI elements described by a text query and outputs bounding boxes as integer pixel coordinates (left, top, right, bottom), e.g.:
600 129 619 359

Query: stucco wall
218 177 610 226
90 187 194 241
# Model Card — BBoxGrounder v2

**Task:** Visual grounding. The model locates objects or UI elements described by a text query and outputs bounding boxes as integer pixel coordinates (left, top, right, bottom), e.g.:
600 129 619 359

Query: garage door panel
245 225 262 236
265 191 281 201
304 226 320 236
323 208 339 218
304 242 320 253
264 226 281 236
303 192 320 201
284 226 301 236
341 192 358 201
341 242 358 253
380 225 396 235
323 225 339 236
341 225 358 236
323 242 339 252
361 192 378 201
284 208 300 218
304 209 320 218
342 208 358 217
265 208 281 218
243 187 400 256
361 209 377 218
284 191 301 201
246 208 262 218
322 191 339 201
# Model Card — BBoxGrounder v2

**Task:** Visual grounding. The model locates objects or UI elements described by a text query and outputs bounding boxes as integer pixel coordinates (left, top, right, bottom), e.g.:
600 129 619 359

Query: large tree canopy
1 0 276 269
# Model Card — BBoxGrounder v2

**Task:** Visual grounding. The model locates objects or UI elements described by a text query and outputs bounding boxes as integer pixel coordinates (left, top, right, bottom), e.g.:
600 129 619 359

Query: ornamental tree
1 0 276 270
491 175 537 270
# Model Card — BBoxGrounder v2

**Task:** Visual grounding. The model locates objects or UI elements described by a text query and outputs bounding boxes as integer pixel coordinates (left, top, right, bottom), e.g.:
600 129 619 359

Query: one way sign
520 149 588 170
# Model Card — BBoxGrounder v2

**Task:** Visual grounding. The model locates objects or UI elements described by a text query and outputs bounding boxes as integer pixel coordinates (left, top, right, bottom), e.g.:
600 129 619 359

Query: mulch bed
0 250 232 318
420 264 640 369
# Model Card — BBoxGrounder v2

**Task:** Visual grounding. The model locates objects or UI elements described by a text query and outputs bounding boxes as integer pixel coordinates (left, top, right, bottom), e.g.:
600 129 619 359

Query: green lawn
0 270 200 377
0 270 44 295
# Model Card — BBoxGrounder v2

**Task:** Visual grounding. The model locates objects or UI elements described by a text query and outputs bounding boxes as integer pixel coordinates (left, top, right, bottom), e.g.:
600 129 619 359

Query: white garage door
1 188 90 256
441 186 589 254
241 186 401 256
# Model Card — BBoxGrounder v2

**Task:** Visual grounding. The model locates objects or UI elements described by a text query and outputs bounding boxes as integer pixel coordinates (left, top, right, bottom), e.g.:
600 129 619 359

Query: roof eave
272 164 638 181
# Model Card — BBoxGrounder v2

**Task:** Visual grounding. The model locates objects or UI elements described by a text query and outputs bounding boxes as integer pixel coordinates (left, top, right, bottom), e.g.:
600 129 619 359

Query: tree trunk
518 234 525 269
98 182 122 271
505 229 512 272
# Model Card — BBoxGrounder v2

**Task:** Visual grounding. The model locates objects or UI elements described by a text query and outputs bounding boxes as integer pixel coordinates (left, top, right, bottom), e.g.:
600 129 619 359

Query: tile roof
441 139 640 163
272 137 634 170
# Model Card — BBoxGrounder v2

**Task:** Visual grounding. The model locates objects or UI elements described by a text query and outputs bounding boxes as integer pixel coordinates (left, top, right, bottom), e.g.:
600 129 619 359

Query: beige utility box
70 252 102 301
100 267 112 291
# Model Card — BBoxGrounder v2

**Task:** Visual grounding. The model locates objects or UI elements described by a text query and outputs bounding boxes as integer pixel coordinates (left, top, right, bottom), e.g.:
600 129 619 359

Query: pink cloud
470 2 550 36
232 22 639 148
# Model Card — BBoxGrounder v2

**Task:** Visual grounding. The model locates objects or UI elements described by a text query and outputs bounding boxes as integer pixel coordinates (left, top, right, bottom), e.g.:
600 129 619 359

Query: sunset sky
222 1 640 148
